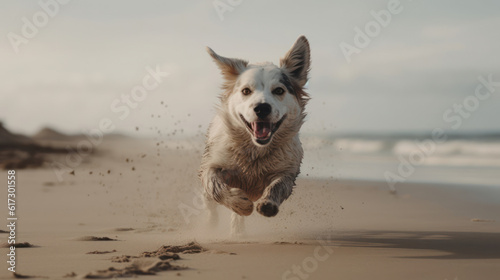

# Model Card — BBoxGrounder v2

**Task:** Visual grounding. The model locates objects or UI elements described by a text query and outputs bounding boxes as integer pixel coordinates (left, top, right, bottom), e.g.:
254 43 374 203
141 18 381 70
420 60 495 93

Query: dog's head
207 36 310 147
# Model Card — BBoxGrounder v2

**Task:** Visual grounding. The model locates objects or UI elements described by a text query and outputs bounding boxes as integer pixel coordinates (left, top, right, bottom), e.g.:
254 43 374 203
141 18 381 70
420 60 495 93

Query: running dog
199 36 311 235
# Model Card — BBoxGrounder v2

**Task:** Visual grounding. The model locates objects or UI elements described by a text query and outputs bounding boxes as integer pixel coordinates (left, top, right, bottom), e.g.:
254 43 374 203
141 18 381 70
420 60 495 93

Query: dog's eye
272 87 285 95
242 88 252 95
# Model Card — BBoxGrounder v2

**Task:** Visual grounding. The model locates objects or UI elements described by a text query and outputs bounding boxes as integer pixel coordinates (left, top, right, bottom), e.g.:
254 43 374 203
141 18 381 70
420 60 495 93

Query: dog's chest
222 149 289 201
221 168 269 201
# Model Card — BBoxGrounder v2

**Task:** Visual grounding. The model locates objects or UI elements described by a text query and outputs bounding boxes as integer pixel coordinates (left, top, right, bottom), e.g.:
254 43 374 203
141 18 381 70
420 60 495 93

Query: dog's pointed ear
280 36 311 88
206 47 248 80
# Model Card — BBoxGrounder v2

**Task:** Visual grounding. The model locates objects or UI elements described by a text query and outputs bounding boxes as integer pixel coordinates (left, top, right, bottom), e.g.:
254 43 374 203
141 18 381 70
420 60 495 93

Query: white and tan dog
199 36 311 235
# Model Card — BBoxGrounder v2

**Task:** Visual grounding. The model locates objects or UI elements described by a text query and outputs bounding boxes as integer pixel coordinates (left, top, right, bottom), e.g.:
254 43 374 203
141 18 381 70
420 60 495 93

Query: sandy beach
1 136 499 280
3 1 500 279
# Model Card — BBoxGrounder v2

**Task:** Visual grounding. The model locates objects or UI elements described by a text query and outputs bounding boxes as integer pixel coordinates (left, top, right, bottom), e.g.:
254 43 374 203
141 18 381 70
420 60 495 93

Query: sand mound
0 122 31 145
33 127 72 141
0 123 75 170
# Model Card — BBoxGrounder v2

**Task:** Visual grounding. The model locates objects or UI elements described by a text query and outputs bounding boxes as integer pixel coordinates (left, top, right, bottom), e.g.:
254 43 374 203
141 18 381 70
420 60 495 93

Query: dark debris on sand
13 272 48 279
111 253 179 263
87 250 117 255
113 227 134 232
111 255 138 263
63 272 77 278
142 251 180 260
79 236 118 241
75 242 206 278
82 260 184 279
142 241 206 255
274 241 304 245
15 242 36 248
110 241 206 263
1 242 36 248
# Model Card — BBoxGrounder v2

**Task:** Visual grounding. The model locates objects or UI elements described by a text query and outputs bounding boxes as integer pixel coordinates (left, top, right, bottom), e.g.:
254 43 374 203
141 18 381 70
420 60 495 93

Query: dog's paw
256 200 279 217
227 188 253 216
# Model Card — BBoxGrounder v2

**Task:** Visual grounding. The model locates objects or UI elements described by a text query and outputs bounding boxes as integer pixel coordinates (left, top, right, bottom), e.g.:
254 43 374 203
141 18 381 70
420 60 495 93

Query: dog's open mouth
240 114 286 145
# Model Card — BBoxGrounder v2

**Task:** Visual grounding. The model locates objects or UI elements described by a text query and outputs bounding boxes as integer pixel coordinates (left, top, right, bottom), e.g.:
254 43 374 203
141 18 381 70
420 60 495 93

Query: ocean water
301 135 500 188
163 134 500 189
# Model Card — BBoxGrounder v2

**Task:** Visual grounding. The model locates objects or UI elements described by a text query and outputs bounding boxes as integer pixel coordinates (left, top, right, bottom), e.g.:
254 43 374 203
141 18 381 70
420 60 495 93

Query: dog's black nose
254 103 272 119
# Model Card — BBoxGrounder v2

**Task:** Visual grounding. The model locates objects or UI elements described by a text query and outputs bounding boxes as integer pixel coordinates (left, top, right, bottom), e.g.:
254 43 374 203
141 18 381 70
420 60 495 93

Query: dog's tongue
252 122 271 138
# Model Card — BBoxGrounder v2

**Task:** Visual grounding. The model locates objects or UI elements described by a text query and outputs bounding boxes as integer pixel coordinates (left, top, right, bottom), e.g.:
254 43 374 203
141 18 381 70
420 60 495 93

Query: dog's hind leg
230 212 246 237
202 168 254 216
256 176 296 217
204 193 219 228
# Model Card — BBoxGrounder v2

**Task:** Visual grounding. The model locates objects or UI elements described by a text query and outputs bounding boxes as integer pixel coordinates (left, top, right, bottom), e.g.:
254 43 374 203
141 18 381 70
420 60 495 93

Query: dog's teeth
266 131 271 137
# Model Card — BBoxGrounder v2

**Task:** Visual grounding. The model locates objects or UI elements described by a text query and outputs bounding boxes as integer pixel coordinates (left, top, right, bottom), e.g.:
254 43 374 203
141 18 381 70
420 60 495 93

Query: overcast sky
1 0 499 137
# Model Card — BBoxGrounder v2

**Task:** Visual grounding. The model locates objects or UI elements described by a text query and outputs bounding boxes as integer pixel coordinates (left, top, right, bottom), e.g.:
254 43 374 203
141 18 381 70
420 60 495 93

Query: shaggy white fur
200 36 311 236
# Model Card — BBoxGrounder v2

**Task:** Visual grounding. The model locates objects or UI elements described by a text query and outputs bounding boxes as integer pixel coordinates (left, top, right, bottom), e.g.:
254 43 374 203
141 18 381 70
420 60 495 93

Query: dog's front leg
202 168 254 216
256 176 296 217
